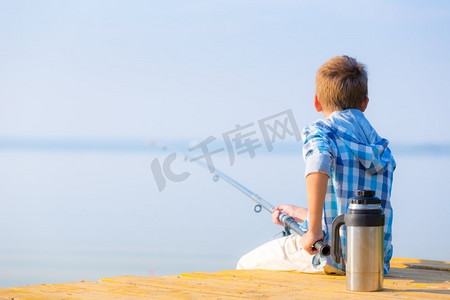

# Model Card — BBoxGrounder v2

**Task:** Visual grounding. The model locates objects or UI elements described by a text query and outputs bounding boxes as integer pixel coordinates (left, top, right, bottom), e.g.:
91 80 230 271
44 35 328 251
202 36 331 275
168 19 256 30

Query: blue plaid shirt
301 109 395 274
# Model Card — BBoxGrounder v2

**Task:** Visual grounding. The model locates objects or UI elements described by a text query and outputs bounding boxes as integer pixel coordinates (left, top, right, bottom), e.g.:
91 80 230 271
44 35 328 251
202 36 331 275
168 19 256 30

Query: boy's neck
322 110 333 118
314 96 369 119
322 108 365 119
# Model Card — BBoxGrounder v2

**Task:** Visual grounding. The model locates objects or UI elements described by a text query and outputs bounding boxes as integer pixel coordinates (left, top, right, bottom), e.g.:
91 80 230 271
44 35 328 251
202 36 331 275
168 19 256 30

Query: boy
237 56 395 274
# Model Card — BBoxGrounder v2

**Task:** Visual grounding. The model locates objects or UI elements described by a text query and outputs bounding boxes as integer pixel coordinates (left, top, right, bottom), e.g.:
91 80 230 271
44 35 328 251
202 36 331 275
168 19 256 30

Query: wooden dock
0 257 448 299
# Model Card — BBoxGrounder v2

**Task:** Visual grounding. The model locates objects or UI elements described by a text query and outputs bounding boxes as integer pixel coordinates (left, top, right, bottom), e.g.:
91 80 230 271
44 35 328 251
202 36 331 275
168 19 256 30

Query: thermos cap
350 190 382 205
356 190 375 197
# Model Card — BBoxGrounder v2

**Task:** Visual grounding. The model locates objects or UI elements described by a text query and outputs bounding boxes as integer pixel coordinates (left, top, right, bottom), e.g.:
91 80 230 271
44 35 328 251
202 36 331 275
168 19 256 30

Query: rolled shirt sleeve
302 125 333 178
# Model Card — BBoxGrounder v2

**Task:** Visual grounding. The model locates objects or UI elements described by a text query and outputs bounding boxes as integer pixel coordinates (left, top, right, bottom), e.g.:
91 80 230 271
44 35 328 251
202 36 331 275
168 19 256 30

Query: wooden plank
0 258 448 299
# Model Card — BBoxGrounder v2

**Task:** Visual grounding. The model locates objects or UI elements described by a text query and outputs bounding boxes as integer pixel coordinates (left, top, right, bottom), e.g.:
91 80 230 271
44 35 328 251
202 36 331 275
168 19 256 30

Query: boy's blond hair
315 56 368 111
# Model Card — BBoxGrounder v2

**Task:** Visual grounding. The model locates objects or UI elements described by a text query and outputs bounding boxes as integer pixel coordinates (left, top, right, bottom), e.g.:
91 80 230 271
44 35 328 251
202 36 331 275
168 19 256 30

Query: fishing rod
150 140 331 257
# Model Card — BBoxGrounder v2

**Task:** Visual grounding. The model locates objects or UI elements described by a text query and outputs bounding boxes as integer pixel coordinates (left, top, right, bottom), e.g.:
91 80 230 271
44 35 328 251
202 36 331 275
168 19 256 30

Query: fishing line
149 139 330 257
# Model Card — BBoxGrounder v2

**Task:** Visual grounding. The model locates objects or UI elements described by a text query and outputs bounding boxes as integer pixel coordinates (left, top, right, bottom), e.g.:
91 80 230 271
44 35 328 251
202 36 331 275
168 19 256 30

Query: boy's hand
271 205 308 226
301 230 324 255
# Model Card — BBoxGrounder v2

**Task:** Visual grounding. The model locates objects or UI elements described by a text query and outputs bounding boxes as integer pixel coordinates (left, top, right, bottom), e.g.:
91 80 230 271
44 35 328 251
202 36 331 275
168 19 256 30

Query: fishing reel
282 226 291 236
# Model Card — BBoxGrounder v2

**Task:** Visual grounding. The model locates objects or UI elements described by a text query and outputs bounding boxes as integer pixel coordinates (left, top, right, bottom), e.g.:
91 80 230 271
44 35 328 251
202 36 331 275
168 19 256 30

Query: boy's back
302 108 395 273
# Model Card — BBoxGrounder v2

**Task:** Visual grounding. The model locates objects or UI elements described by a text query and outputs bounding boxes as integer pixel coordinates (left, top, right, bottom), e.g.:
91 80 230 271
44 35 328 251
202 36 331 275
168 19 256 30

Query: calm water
0 146 449 287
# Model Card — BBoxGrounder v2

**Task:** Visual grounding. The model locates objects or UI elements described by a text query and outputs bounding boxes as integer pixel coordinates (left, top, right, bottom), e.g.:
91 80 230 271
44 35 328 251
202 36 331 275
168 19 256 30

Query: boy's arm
301 172 329 255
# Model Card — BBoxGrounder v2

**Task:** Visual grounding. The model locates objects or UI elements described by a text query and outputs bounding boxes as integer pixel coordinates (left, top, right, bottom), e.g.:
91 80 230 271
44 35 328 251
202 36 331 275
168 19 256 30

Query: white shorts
236 234 343 275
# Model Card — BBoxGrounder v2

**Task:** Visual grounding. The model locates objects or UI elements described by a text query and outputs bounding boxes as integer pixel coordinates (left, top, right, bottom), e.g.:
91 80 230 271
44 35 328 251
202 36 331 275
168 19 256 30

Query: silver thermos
331 190 385 292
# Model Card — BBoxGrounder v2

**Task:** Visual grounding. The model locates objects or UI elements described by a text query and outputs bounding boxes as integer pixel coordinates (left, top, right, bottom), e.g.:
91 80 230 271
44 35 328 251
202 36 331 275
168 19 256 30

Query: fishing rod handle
279 213 331 257
313 240 331 257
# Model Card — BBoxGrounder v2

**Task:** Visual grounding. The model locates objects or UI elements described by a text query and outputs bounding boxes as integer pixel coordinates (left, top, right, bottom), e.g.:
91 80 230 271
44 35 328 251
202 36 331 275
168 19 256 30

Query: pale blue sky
0 2 449 286
1 0 449 144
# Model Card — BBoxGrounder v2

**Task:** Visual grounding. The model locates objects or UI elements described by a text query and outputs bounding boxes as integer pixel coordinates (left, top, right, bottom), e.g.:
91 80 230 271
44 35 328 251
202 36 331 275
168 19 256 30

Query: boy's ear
314 95 323 112
360 97 369 112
